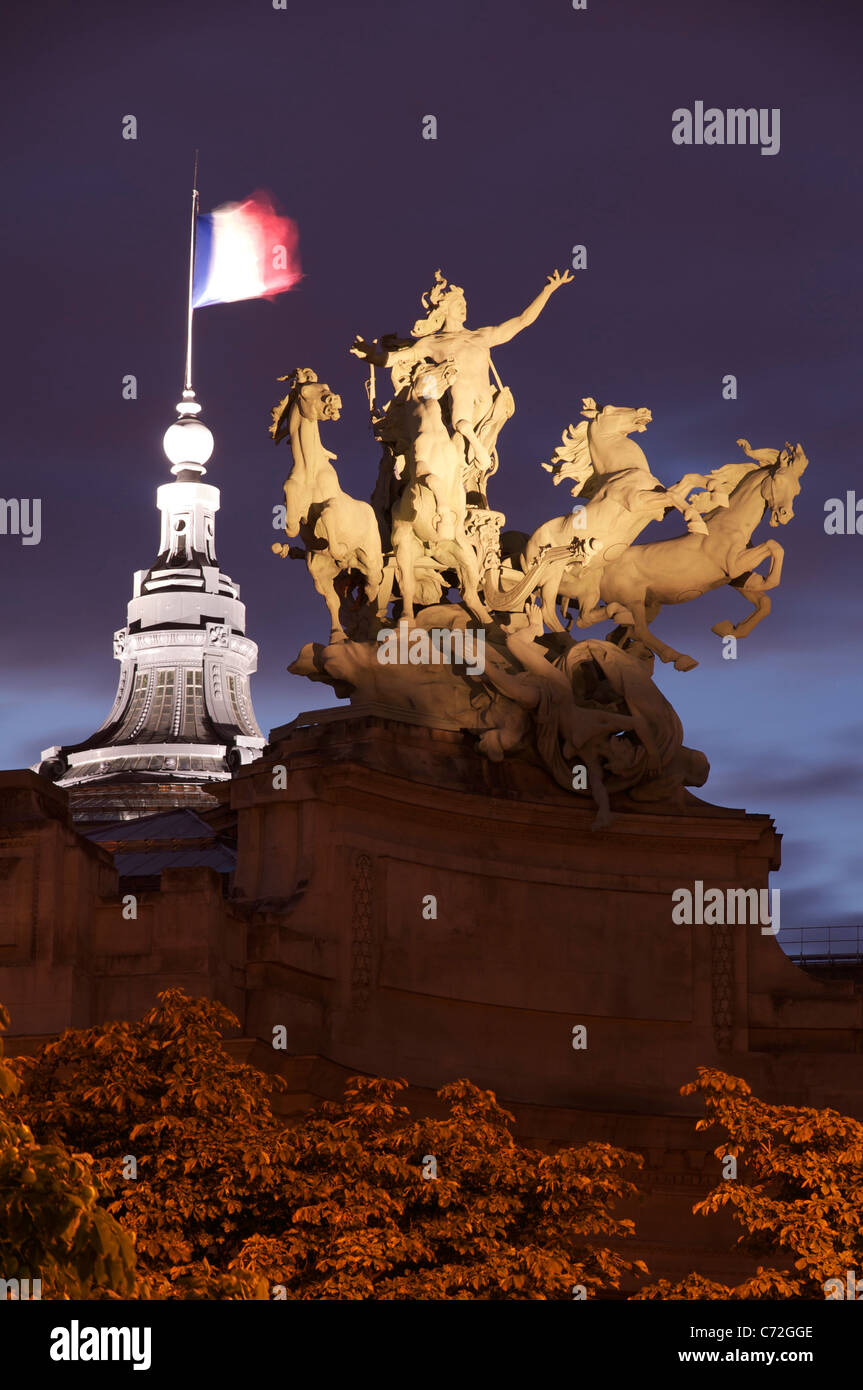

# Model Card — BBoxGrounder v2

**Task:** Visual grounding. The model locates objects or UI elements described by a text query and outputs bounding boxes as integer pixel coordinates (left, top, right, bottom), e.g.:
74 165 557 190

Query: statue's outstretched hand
350 335 376 360
546 269 575 291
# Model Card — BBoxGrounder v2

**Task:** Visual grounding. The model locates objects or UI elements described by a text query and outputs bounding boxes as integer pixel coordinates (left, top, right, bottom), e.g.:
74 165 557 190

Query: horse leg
376 558 397 614
536 580 563 631
538 559 569 632
393 531 418 621
669 496 709 536
712 583 772 640
727 539 784 592
282 480 305 538
422 472 454 534
307 556 346 642
461 574 492 626
355 541 385 611
670 473 708 496
625 597 698 671
659 476 713 533
357 550 384 616
574 570 619 629
445 534 491 624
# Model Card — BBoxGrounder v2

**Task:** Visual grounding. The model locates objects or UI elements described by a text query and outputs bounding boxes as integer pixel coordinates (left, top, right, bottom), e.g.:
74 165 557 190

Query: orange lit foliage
0 1004 135 1299
11 990 645 1299
11 992 277 1298
633 1067 863 1300
232 1073 647 1299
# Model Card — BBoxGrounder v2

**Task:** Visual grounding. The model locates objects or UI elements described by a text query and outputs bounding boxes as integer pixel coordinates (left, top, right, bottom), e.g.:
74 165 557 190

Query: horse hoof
711 621 733 637
674 654 698 671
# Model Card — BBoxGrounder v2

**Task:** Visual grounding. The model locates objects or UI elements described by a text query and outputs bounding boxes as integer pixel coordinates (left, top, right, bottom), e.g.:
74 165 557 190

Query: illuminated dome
34 382 264 821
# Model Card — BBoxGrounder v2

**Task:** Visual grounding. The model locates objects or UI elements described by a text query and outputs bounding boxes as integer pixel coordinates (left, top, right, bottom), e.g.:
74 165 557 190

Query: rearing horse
523 400 723 632
270 368 385 641
569 441 809 670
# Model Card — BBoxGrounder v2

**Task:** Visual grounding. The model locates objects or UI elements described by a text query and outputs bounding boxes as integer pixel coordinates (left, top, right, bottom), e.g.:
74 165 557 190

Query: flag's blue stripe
191 215 215 308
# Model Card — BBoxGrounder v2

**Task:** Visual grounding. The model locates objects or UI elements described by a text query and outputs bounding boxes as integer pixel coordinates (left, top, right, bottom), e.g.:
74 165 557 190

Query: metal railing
782 926 863 965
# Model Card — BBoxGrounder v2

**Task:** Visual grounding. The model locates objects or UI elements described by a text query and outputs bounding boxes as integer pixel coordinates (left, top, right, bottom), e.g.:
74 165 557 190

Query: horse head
270 368 342 444
582 398 653 436
762 442 808 526
541 401 654 493
582 399 653 478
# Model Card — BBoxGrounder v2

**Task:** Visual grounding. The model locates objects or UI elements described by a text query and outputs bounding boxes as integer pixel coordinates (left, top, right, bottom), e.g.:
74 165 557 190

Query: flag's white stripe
200 206 265 305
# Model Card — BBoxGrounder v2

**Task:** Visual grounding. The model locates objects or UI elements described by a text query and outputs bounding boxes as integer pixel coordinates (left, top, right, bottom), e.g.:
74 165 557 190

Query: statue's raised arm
349 269 572 493
482 269 574 347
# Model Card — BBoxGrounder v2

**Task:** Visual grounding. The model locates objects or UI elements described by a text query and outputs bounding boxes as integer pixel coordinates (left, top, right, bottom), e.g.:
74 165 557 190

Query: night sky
1 0 860 932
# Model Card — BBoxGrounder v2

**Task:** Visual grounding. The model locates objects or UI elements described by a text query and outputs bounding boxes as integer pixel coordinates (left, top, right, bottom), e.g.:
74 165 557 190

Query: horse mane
695 461 762 521
541 420 594 492
269 393 292 442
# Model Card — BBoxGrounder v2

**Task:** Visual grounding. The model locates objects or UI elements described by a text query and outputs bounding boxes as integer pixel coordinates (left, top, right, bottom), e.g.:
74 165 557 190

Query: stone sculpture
270 369 384 641
351 267 572 490
576 439 808 670
270 269 806 826
520 399 724 636
389 358 490 624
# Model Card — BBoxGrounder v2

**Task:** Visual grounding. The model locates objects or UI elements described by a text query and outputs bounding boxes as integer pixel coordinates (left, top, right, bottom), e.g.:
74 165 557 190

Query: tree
232 1073 647 1299
633 1067 863 1300
11 991 277 1298
0 1004 136 1299
10 990 646 1299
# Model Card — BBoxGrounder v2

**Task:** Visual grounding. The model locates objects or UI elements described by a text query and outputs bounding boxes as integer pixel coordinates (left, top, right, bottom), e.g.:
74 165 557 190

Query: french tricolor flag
192 191 301 309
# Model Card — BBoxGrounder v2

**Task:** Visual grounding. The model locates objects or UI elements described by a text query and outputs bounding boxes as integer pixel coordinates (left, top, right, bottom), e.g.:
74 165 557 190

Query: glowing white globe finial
162 390 214 476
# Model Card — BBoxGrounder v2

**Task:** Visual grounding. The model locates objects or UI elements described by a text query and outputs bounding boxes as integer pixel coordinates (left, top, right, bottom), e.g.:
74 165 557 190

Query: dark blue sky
1 0 860 929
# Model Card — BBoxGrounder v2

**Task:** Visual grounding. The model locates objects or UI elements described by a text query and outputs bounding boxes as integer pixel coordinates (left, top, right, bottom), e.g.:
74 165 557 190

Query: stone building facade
3 713 862 1284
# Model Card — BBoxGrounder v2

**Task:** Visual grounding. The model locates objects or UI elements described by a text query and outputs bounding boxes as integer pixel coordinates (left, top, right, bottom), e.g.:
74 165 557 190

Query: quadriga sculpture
269 264 808 826
270 369 385 641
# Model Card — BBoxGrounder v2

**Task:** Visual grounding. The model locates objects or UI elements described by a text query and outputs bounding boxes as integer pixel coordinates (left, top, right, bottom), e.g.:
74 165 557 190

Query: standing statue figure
391 359 491 624
351 268 574 492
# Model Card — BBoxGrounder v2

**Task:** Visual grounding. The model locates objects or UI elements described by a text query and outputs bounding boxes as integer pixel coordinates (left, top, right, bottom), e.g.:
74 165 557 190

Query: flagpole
184 149 199 395
163 149 214 478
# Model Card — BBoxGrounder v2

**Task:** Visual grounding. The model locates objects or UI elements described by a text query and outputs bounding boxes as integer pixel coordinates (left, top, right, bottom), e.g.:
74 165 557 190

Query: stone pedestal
231 711 863 1114
227 709 863 1281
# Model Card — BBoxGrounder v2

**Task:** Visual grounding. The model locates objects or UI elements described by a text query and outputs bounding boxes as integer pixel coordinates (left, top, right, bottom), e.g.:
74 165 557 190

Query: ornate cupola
35 390 265 825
